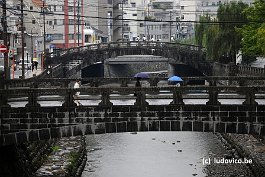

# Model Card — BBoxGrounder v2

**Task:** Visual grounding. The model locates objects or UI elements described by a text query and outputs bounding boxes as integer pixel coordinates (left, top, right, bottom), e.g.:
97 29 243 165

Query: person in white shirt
74 79 82 106
142 35 146 41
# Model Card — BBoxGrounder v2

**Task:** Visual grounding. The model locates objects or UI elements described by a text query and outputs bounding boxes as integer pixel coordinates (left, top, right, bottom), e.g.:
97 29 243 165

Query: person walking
74 79 82 106
33 58 38 70
142 35 146 41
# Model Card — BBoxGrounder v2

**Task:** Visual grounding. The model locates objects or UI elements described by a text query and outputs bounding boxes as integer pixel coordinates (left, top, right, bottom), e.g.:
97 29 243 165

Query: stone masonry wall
1 105 265 146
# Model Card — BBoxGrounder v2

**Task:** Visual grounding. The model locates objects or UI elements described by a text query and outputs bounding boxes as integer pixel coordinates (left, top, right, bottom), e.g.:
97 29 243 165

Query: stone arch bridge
1 77 265 147
45 41 210 78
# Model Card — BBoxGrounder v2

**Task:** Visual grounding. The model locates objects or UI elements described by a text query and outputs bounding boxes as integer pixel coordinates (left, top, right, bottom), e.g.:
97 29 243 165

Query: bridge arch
46 42 210 78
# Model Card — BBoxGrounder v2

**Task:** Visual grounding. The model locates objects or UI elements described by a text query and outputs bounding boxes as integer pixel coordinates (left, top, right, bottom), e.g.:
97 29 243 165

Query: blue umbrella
134 72 149 78
168 76 183 82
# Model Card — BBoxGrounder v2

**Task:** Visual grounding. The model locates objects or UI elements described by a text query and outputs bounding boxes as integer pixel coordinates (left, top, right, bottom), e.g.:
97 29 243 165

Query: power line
2 6 264 24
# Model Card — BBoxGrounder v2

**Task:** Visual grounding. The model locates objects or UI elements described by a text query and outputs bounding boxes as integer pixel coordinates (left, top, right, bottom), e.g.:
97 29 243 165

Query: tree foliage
239 0 265 57
195 2 248 63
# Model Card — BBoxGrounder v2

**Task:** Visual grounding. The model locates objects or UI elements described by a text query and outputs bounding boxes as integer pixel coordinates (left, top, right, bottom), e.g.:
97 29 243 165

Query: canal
81 132 254 177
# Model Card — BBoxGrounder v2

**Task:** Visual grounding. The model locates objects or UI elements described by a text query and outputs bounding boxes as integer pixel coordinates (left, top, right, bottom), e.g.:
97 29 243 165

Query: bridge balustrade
4 76 265 89
1 85 265 108
47 41 200 59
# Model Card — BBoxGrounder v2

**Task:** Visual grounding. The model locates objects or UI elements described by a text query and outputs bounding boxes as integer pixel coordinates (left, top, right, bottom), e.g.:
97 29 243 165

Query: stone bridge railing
3 76 265 89
1 84 265 108
213 62 265 77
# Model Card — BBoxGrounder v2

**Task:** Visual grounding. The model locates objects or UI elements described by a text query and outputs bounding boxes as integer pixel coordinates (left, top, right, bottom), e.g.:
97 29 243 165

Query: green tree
217 2 248 63
239 0 265 57
195 2 248 63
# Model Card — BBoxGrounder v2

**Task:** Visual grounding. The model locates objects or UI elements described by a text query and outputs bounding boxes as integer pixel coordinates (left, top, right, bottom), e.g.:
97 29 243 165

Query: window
32 20 35 24
108 0 112 4
140 23 144 27
69 19 75 25
54 19 57 25
52 34 63 40
85 35 89 42
181 15 184 19
181 6 184 10
131 3 136 7
68 34 74 40
30 6 33 10
132 14 137 16
54 5 56 11
68 6 73 12
49 21 52 25
162 34 168 39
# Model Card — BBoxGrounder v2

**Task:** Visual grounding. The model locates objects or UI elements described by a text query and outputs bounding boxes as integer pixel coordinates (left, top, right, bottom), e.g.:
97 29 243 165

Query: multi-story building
84 0 113 44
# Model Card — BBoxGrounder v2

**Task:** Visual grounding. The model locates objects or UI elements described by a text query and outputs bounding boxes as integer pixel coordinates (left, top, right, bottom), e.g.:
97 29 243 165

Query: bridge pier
120 79 128 87
170 88 184 105
243 89 258 105
25 83 40 107
62 90 77 107
206 89 221 105
148 78 160 87
99 90 113 107
134 91 149 106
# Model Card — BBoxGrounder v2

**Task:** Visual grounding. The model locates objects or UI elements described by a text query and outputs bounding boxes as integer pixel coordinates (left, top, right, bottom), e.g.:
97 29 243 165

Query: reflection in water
82 132 222 177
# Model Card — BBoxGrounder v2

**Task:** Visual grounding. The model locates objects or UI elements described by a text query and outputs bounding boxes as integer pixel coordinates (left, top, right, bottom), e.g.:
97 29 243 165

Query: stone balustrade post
99 90 113 107
206 88 220 105
62 90 77 107
243 89 257 105
148 78 159 87
0 90 10 107
120 79 128 87
0 77 10 107
134 90 149 106
90 80 99 87
26 83 40 107
170 88 184 105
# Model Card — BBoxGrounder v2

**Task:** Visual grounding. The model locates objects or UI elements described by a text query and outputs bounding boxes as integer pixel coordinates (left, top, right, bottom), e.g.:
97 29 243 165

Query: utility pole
42 0 46 71
169 11 171 42
77 0 80 46
1 0 9 79
21 0 25 78
121 0 123 42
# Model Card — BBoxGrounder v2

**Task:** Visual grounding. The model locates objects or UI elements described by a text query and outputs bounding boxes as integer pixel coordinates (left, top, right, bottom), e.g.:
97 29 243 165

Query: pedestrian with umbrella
168 75 183 86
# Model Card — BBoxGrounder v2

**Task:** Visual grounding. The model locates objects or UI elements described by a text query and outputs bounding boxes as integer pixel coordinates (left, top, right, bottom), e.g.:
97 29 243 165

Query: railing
48 41 201 58
4 76 265 89
1 85 265 108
